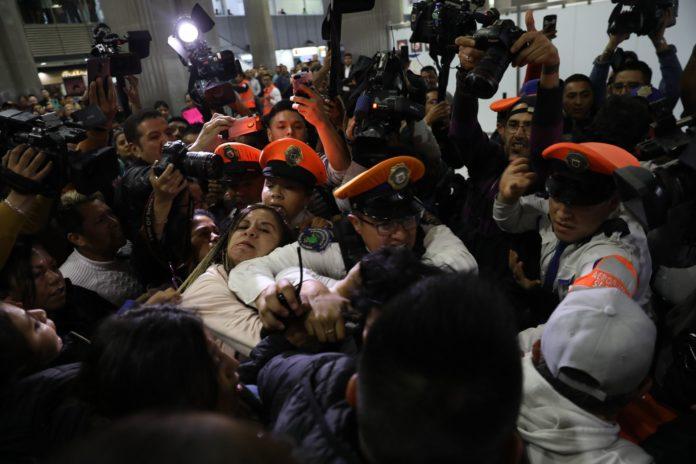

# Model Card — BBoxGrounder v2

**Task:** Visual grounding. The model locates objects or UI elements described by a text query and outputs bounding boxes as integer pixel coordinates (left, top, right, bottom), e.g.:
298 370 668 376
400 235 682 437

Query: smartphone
543 15 557 35
223 115 263 140
87 56 111 95
292 71 313 97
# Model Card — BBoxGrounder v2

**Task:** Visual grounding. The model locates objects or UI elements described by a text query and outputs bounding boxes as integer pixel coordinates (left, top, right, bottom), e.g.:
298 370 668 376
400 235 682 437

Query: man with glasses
451 13 563 279
226 156 477 312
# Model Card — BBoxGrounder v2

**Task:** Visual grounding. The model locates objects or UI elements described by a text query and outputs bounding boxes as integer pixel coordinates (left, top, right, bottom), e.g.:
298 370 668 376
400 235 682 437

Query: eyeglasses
610 81 642 92
358 214 419 236
506 120 532 132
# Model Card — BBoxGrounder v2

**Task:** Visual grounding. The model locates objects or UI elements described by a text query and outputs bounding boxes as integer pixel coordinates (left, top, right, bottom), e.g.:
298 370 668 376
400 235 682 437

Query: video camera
168 3 242 108
352 50 425 149
608 0 678 36
153 140 224 181
0 108 119 197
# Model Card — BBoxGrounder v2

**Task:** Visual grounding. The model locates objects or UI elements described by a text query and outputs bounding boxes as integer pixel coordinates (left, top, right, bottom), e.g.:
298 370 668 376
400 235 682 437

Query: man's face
168 120 188 141
421 70 438 90
266 110 307 141
190 214 220 263
501 105 533 160
156 105 170 120
425 90 439 114
261 75 273 87
348 212 418 252
563 81 593 120
73 200 126 259
225 174 265 209
610 70 646 95
134 117 174 164
548 197 618 243
261 177 310 222
28 96 38 106
343 55 352 66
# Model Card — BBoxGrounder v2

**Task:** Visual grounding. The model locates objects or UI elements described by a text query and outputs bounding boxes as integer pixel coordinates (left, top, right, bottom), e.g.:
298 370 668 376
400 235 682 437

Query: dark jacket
0 363 90 463
49 279 116 339
241 335 364 464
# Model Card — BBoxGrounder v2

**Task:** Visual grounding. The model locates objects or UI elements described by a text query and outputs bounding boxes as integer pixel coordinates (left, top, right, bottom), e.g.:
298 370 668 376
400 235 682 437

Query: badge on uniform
299 227 334 252
284 145 304 167
388 163 411 190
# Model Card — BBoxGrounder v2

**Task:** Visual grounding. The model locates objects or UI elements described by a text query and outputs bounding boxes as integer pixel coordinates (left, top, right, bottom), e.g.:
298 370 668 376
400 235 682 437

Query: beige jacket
181 264 263 356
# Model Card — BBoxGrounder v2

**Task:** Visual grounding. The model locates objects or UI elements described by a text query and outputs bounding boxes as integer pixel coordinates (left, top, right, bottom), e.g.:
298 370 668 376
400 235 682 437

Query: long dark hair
180 203 294 291
0 238 37 309
78 305 219 418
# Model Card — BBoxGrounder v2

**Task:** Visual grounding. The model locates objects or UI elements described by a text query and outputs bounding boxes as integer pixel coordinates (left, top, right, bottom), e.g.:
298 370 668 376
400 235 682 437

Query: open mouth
235 241 255 249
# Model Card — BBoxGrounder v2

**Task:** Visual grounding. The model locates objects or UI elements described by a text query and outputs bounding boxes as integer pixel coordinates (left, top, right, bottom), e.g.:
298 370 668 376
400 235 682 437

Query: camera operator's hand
2 145 52 214
149 163 187 203
498 157 537 205
124 75 142 112
84 77 118 127
649 7 673 53
291 85 331 130
455 36 484 71
189 113 236 152
424 101 451 127
511 13 560 70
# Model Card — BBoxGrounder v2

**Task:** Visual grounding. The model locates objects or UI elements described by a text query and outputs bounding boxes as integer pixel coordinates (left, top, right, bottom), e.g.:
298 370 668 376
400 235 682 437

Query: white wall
391 0 696 132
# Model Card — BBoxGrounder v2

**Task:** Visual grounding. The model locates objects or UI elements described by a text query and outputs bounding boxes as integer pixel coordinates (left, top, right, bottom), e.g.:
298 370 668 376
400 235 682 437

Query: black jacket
241 335 364 464
49 280 116 339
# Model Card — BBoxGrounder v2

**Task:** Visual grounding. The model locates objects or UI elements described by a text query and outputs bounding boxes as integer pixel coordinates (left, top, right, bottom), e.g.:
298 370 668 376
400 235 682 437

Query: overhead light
292 46 318 57
176 19 199 43
52 3 62 8
40 62 47 66
84 58 88 61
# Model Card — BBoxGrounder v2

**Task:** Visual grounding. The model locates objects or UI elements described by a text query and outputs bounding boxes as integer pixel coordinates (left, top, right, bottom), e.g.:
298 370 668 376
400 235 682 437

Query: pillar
100 0 220 114
0 0 43 101
340 0 402 58
242 0 278 67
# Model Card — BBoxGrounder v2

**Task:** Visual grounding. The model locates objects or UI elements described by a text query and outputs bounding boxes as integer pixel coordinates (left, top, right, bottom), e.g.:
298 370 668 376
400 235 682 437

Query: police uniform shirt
493 194 652 307
227 223 478 306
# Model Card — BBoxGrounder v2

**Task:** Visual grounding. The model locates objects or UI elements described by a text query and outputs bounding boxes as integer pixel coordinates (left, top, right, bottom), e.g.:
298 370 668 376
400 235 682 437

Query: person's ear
497 122 505 137
345 373 358 409
266 128 273 141
129 141 142 157
348 214 362 234
67 232 87 248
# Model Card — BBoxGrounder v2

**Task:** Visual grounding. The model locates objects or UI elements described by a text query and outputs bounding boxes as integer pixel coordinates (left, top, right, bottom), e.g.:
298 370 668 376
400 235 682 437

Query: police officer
227 156 478 313
493 142 652 307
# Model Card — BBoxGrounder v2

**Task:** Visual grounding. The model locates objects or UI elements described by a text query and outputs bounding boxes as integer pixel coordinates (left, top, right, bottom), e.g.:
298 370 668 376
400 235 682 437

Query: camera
153 140 224 180
635 98 693 162
168 3 242 108
89 23 152 78
465 19 525 99
409 0 497 57
0 108 118 197
608 0 678 36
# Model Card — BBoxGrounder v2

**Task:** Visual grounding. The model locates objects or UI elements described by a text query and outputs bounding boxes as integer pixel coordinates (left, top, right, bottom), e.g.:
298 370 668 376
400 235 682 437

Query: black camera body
465 19 525 99
90 23 152 77
154 140 224 180
608 0 678 36
0 109 118 197
353 51 425 142
410 0 492 56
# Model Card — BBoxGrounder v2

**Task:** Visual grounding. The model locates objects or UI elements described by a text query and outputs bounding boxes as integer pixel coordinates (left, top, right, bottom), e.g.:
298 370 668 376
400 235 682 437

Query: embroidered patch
298 227 333 252
388 163 411 190
285 145 303 166
222 145 239 162
565 152 589 172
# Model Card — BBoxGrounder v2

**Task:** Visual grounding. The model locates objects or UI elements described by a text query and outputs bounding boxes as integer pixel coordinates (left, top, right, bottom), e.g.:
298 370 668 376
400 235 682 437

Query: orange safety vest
238 79 256 109
262 84 278 116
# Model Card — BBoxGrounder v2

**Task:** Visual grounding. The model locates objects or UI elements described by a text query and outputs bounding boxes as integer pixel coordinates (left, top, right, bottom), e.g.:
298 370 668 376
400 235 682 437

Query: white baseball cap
541 287 656 401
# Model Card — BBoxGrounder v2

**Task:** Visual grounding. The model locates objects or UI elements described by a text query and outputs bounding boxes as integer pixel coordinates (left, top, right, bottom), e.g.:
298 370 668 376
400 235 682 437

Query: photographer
590 7 682 109
450 11 563 279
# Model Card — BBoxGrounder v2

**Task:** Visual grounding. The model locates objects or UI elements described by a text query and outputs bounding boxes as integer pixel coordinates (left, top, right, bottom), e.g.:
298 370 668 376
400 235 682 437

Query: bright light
40 62 47 66
177 21 199 43
292 46 318 57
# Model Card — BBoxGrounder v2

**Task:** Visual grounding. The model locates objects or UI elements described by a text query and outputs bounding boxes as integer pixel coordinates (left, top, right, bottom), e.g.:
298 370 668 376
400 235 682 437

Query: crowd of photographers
1 2 696 463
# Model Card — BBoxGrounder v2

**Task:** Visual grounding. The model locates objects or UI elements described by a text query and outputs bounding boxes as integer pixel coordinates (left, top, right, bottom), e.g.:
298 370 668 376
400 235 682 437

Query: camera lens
465 44 513 99
181 152 224 180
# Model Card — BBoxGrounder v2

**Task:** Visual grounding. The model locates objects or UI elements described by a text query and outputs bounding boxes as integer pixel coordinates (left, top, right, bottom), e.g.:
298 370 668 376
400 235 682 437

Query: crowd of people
1 6 696 464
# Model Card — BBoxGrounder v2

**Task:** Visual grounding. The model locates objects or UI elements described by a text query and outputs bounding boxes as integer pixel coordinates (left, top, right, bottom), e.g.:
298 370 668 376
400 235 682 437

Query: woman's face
2 302 63 364
226 209 283 266
115 132 131 158
30 247 66 311
261 177 310 222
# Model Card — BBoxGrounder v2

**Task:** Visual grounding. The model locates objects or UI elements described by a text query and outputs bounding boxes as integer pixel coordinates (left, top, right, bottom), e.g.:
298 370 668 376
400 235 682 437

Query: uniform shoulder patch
298 227 334 252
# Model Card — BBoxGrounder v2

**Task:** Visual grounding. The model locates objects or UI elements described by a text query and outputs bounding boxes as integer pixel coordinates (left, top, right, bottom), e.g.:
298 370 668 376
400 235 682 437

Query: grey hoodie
518 355 654 464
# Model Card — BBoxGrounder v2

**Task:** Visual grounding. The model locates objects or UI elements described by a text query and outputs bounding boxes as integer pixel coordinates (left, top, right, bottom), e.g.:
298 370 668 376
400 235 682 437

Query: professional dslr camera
0 108 118 197
153 140 224 180
352 49 425 165
410 0 498 57
608 0 678 36
465 19 525 99
168 3 242 108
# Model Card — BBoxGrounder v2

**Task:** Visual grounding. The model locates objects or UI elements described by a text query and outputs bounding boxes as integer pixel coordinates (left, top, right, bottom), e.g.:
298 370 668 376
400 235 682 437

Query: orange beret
334 156 425 200
542 142 639 175
259 138 328 186
215 142 261 165
490 96 521 113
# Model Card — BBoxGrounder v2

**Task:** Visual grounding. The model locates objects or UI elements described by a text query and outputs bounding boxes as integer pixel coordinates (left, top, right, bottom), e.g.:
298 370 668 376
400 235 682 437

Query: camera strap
0 166 49 196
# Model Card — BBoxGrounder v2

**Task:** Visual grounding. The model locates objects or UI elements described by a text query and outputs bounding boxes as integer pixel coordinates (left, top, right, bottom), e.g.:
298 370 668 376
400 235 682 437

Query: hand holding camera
82 77 118 128
291 85 331 130
2 145 53 214
510 11 559 71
